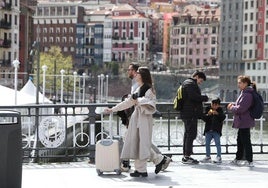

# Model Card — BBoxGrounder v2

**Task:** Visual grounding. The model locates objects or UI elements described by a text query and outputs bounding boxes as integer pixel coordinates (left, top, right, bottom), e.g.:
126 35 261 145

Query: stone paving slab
22 158 268 188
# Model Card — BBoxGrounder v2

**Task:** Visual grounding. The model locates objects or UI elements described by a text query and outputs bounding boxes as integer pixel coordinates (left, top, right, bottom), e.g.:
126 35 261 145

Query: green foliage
37 46 74 94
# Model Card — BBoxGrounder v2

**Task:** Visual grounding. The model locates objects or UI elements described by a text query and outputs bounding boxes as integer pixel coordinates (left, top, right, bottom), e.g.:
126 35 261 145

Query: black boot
130 170 148 177
155 156 167 174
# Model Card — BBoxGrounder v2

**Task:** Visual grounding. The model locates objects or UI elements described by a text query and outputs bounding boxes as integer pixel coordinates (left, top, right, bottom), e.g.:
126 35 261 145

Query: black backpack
249 90 264 119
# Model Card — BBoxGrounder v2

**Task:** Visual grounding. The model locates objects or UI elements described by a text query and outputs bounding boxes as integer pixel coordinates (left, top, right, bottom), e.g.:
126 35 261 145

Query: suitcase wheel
96 169 103 176
115 169 121 175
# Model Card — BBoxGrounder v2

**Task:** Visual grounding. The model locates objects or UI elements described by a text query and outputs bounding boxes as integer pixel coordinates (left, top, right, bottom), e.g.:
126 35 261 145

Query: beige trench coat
111 88 156 161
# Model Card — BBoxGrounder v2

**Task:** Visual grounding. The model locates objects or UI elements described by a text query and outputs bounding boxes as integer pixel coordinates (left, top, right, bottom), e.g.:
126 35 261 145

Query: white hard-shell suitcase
95 113 121 175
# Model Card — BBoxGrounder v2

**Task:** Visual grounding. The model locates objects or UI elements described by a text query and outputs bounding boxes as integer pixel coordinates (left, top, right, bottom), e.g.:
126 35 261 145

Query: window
247 63 251 70
57 7 62 16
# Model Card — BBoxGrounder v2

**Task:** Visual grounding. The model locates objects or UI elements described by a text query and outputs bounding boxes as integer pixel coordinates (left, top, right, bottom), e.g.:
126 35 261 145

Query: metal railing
0 102 267 163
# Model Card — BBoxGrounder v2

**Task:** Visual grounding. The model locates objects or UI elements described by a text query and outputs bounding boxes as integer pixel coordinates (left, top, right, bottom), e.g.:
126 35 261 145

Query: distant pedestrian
227 75 255 167
201 98 226 163
180 70 208 164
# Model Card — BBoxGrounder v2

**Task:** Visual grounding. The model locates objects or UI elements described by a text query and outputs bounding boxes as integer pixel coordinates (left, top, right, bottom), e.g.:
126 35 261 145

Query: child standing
201 98 226 163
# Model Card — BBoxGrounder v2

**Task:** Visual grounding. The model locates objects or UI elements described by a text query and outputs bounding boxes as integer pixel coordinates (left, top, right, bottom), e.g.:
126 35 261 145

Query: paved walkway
22 156 268 188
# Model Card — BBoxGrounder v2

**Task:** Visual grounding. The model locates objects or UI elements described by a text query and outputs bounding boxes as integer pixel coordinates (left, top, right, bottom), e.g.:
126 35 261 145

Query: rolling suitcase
95 113 121 175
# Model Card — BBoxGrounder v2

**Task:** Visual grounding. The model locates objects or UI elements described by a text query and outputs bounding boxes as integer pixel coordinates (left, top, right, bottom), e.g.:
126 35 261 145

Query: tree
37 46 73 98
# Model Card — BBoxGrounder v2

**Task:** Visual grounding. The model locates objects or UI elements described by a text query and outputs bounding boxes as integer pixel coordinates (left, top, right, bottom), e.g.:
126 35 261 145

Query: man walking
180 70 208 164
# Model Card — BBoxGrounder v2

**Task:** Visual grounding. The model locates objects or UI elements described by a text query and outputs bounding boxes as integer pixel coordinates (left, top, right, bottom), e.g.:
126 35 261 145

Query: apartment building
0 0 20 87
169 4 220 69
219 0 268 102
109 4 151 63
32 1 84 68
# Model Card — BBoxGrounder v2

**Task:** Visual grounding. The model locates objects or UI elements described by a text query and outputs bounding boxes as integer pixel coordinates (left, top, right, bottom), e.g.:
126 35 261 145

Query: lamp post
53 59 56 104
13 59 20 105
42 65 48 104
30 41 40 104
100 74 105 103
82 72 86 104
105 75 109 102
73 71 77 104
60 69 65 104
97 75 100 102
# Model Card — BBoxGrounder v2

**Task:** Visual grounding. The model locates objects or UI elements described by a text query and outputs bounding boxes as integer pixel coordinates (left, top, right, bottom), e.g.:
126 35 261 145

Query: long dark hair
137 67 155 96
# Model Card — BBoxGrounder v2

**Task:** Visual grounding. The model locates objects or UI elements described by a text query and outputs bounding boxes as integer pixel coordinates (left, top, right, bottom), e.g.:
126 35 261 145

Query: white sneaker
244 161 254 167
213 156 222 164
230 159 239 165
201 156 211 163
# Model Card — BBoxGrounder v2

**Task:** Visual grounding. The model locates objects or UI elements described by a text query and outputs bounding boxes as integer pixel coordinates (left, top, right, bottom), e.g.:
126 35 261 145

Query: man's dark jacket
180 78 208 119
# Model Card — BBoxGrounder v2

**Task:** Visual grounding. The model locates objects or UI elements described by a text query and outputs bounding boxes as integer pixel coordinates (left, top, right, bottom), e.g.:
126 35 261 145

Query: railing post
88 105 97 163
167 109 171 151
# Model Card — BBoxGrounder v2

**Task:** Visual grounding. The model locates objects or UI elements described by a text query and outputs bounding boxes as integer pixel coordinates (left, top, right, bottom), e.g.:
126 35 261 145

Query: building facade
32 1 84 68
0 0 20 87
219 0 268 102
169 4 220 69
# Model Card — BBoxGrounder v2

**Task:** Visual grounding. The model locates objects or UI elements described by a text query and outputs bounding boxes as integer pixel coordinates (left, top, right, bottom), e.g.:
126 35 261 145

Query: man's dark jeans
182 118 198 156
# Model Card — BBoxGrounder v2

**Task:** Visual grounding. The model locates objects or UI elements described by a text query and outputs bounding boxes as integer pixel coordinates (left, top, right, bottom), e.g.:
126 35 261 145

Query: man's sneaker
230 159 239 165
213 156 222 164
182 156 199 164
200 156 211 163
244 161 254 167
161 156 172 171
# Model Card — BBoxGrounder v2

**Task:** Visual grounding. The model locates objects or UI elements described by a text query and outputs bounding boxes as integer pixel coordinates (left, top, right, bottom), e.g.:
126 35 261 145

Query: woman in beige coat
105 67 156 177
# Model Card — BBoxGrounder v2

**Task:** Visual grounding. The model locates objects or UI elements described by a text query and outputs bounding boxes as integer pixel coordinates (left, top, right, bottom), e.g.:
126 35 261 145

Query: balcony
112 36 119 40
1 2 11 11
0 39 11 48
0 19 11 29
0 59 11 67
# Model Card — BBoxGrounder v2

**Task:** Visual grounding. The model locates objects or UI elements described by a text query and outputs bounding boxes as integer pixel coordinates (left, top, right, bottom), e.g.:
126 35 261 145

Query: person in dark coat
227 75 255 167
180 70 208 164
201 98 226 163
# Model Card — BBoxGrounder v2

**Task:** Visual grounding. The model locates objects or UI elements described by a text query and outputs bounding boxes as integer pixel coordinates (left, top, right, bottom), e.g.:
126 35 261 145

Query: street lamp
73 71 77 104
82 73 86 104
30 41 40 104
100 74 105 103
13 59 20 105
53 59 57 104
60 69 65 104
42 65 48 104
105 75 109 102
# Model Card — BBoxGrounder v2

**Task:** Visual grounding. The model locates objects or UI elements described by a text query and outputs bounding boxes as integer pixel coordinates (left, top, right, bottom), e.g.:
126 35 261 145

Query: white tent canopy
0 85 41 105
0 80 52 106
20 79 51 104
